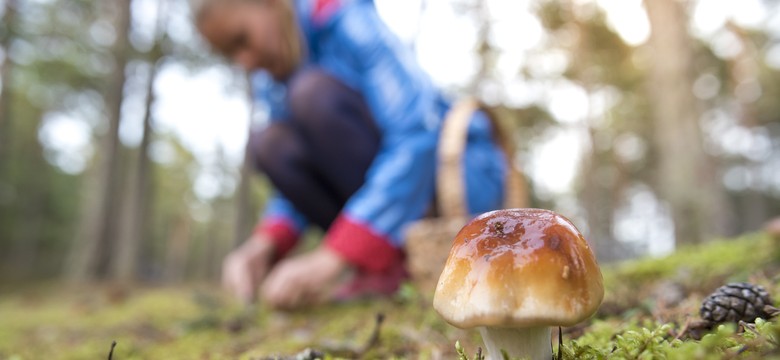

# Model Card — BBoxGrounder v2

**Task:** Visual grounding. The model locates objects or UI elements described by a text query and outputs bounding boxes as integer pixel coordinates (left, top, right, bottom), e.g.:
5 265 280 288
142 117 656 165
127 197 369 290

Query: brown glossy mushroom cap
433 208 604 329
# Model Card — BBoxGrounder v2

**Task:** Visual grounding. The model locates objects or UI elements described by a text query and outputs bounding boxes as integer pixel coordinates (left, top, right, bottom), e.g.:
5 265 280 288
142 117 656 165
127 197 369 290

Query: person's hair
192 0 304 70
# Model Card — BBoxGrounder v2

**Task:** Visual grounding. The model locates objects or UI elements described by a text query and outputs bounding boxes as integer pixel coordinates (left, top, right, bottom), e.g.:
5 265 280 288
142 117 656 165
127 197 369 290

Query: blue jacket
251 0 506 271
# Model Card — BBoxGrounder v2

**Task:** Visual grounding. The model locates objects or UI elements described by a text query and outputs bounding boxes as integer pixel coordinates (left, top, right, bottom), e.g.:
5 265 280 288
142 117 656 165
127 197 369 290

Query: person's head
194 0 303 80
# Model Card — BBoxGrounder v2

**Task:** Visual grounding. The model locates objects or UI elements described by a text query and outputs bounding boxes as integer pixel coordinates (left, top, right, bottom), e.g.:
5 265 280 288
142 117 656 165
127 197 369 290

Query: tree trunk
644 0 730 244
113 0 168 283
567 6 618 262
113 62 160 282
164 215 192 282
724 21 766 234
67 0 133 281
0 0 17 266
0 0 16 170
725 21 760 128
468 0 494 97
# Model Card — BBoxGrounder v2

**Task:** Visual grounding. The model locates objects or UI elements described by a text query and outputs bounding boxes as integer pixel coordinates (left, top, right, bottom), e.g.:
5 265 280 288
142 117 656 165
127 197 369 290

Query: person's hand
260 245 349 309
222 235 276 304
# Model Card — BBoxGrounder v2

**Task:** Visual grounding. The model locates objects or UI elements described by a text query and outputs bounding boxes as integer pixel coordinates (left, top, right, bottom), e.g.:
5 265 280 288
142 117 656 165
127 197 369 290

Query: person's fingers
221 259 232 291
262 261 306 309
234 263 256 304
261 265 288 307
260 249 350 309
222 256 240 294
222 239 276 303
222 253 257 304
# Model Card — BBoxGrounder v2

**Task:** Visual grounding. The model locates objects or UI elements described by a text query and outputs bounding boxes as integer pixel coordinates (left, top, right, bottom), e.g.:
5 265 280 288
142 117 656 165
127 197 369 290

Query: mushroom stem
478 326 551 360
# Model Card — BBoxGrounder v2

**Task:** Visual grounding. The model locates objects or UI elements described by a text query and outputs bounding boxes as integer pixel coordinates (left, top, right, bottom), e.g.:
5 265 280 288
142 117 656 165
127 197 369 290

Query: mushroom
433 208 604 360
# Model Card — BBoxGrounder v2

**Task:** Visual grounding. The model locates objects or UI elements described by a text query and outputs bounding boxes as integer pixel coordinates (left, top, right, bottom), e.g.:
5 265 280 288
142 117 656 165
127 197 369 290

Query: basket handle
436 98 529 218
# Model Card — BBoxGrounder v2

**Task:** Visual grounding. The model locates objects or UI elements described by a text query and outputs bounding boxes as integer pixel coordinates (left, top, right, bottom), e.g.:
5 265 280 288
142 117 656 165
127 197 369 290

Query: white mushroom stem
478 326 551 360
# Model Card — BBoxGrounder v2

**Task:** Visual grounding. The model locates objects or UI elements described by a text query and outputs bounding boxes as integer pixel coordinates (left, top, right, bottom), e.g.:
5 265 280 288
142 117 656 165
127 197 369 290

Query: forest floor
1 232 780 359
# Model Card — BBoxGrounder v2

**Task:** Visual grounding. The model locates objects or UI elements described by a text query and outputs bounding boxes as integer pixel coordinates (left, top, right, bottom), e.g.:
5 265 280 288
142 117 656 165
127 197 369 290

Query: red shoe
332 260 409 301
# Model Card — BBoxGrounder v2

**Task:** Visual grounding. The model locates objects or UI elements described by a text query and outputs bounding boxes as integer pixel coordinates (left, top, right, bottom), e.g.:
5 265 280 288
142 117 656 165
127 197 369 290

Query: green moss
560 318 780 360
602 233 779 310
1 232 779 359
607 233 777 283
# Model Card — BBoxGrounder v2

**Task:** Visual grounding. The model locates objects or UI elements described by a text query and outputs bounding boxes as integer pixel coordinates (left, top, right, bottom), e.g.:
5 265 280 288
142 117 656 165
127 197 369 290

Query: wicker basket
404 98 529 296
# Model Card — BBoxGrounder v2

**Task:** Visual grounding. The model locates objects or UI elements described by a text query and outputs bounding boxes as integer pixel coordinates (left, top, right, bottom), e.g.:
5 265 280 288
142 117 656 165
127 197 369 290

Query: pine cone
700 282 773 324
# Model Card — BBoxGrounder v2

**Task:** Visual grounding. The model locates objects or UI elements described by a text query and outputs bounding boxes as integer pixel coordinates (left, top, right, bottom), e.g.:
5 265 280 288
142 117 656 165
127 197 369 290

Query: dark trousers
247 69 381 230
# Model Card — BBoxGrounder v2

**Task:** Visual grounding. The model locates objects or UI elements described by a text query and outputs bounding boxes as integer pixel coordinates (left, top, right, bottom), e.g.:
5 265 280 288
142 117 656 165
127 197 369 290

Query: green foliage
455 340 485 360
453 318 780 359
559 319 780 359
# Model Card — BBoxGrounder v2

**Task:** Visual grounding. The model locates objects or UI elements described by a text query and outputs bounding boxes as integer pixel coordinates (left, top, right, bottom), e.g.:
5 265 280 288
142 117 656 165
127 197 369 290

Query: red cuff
324 215 403 273
253 218 300 258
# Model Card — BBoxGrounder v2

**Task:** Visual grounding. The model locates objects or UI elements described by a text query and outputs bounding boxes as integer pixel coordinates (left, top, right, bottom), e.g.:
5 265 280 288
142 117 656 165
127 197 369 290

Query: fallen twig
319 312 386 358
108 340 117 360
359 312 385 354
674 318 711 341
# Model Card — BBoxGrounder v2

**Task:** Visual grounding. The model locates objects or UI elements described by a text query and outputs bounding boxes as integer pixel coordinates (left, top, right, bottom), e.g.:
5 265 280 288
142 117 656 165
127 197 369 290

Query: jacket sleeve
317 2 445 272
252 193 309 258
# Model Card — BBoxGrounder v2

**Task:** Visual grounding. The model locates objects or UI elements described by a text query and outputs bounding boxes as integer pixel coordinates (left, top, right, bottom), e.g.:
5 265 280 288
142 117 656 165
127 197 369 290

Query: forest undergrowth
1 232 778 359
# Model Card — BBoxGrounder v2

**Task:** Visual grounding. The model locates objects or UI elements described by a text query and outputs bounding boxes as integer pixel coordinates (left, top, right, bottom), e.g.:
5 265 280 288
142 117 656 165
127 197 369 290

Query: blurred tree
699 19 780 235
644 0 730 244
66 0 133 281
451 0 539 209
146 135 199 281
0 0 259 284
0 0 17 252
725 22 762 128
113 0 170 283
0 0 95 280
0 0 16 164
568 4 643 260
532 0 648 260
719 22 768 233
164 212 192 282
466 0 493 95
193 147 241 280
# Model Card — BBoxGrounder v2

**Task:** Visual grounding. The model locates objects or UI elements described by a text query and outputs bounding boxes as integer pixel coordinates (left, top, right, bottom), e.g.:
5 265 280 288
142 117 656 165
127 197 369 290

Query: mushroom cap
433 208 604 329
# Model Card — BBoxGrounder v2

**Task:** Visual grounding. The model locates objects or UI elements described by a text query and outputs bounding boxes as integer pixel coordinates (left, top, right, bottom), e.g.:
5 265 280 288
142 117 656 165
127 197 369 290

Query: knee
247 124 302 173
287 69 341 124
